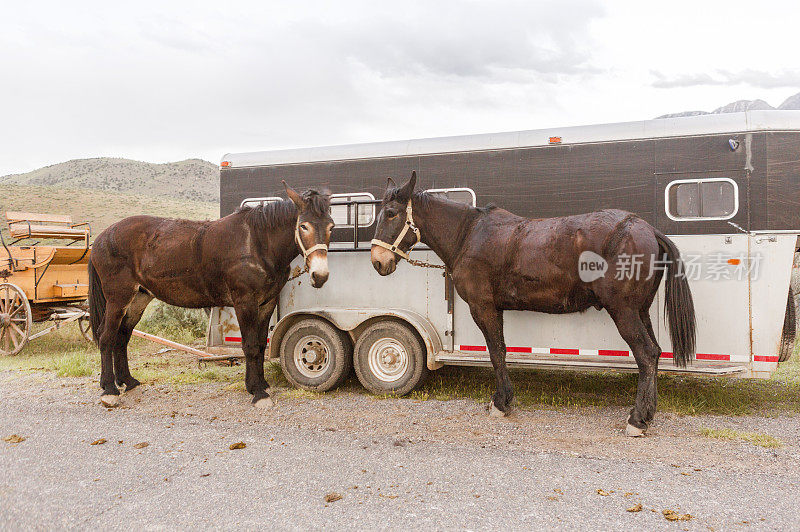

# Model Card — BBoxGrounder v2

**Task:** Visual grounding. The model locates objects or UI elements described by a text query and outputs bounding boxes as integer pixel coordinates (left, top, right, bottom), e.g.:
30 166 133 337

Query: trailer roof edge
221 110 800 168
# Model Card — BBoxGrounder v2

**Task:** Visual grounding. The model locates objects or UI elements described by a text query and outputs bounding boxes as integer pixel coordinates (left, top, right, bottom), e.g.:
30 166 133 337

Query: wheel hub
368 338 409 383
293 335 330 378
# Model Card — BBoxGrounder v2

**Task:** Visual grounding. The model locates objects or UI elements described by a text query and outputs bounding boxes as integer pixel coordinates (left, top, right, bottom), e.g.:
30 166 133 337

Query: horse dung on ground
371 171 696 436
88 183 333 408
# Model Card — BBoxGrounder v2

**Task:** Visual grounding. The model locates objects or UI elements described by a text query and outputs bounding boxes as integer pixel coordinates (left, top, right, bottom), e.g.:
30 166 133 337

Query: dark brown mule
371 172 695 436
88 184 333 408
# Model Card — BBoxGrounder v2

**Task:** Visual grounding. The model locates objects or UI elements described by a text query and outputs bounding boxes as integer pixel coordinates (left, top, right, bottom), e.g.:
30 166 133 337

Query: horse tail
653 229 696 367
88 259 106 346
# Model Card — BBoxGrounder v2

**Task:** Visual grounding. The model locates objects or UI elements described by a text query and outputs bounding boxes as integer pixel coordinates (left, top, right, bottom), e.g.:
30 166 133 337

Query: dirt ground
2 369 800 530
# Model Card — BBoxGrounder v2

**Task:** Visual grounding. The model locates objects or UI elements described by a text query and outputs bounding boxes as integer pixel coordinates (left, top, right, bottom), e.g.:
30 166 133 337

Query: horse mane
387 188 495 219
238 189 329 232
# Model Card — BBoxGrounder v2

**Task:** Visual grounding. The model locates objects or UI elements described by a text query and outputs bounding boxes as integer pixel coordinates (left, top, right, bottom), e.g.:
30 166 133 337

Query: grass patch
699 427 783 448
0 324 97 373
281 388 325 400
3 315 799 419
409 390 430 401
132 364 242 386
49 351 94 377
413 344 800 416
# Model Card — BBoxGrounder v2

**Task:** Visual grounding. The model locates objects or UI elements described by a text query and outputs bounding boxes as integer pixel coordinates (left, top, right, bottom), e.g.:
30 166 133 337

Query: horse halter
295 221 328 260
371 201 421 260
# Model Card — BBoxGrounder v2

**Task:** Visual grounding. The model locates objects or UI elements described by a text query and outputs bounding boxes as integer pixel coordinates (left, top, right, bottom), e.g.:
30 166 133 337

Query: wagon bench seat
6 211 90 241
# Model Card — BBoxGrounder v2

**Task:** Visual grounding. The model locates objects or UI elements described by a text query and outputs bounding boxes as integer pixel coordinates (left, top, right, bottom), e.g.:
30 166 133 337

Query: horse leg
234 302 272 408
608 307 661 436
640 309 658 350
98 294 135 407
113 292 152 391
255 299 278 398
469 305 513 416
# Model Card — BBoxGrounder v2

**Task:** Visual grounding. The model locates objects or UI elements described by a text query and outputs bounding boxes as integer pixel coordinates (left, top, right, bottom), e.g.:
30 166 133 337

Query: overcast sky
3 0 799 175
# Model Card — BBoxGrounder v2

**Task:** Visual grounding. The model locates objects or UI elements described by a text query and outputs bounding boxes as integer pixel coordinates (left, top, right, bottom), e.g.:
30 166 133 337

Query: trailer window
240 196 282 208
330 193 375 227
425 188 476 207
665 178 738 221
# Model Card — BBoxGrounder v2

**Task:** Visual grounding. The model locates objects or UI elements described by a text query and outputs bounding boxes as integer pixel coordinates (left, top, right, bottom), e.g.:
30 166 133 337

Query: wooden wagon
0 212 92 355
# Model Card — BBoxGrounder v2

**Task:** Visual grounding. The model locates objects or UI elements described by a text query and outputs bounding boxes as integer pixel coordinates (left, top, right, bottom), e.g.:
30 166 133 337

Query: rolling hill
0 158 220 242
1 158 219 202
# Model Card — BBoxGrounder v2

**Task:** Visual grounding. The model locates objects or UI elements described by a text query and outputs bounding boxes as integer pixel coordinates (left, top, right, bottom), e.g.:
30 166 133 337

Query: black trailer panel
220 116 800 237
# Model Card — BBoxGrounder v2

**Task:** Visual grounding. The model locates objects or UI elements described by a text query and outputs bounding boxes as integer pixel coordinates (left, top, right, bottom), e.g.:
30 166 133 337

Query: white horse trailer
208 111 799 394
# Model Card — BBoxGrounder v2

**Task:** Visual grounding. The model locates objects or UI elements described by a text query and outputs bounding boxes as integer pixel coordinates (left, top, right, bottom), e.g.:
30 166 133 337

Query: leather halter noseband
295 221 328 260
370 201 421 260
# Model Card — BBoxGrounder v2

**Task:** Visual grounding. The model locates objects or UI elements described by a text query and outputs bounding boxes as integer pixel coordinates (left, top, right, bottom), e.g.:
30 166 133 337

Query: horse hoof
253 396 274 409
625 423 645 437
489 403 506 418
100 395 120 408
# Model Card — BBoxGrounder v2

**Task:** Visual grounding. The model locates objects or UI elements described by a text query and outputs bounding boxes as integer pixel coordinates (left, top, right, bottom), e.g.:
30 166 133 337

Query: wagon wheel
0 282 32 356
78 314 93 343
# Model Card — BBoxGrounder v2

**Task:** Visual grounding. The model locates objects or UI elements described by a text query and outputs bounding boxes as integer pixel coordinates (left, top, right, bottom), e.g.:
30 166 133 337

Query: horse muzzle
371 245 397 276
307 251 329 288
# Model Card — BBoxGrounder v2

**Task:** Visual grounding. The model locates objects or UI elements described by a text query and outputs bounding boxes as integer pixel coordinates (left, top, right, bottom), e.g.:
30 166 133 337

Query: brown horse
88 184 333 408
371 172 695 436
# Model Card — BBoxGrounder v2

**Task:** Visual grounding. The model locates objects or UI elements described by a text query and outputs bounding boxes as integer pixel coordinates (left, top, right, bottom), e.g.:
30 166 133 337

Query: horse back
464 208 659 312
91 214 249 307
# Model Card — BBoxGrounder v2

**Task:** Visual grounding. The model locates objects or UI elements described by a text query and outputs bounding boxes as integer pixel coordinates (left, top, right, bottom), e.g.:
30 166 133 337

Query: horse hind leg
469 305 513 416
608 307 661 437
113 292 152 392
98 296 134 407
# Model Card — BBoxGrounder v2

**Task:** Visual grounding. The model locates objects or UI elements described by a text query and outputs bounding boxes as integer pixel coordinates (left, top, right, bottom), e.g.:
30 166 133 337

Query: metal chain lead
287 264 309 281
405 256 446 270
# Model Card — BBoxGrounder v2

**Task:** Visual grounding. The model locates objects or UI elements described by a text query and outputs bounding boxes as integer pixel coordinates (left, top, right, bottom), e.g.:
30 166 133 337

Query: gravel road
1 371 799 530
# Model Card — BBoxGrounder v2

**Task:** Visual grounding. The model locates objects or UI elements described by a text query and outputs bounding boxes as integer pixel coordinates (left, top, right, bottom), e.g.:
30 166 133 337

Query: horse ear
386 176 397 189
283 180 305 211
398 171 417 201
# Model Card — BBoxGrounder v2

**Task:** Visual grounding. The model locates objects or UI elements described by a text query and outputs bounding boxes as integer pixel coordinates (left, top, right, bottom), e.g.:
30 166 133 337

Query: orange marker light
549 136 562 144
220 161 231 167
727 258 740 265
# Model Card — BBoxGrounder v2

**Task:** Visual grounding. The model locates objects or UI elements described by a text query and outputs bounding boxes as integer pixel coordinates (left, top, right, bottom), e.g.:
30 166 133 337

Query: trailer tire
779 286 797 363
280 318 352 392
354 320 428 396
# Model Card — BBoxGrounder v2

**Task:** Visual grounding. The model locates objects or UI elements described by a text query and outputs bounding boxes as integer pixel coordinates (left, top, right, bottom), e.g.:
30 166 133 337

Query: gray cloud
328 0 605 80
0 0 609 174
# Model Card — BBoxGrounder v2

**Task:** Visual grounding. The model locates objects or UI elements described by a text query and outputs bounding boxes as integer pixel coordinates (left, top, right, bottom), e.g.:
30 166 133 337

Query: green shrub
138 301 208 342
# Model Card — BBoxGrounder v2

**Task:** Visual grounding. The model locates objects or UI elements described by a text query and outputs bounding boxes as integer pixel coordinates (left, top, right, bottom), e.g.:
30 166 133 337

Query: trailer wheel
279 318 352 392
354 320 428 396
779 286 797 363
0 282 32 356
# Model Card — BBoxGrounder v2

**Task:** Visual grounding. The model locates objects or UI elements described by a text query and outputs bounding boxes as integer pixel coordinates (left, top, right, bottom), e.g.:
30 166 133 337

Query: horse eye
300 224 310 232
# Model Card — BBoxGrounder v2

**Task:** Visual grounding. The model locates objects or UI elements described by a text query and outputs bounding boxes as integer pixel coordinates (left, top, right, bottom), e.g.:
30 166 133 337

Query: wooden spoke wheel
0 282 32 356
78 314 93 343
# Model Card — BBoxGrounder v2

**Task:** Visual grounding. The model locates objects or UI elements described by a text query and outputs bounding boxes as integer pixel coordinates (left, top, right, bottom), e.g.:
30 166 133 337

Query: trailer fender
269 308 443 370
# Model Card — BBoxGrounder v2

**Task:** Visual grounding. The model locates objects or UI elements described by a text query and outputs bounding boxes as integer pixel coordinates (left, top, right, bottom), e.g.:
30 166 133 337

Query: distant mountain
656 91 800 118
778 92 800 110
0 158 219 202
712 98 774 113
